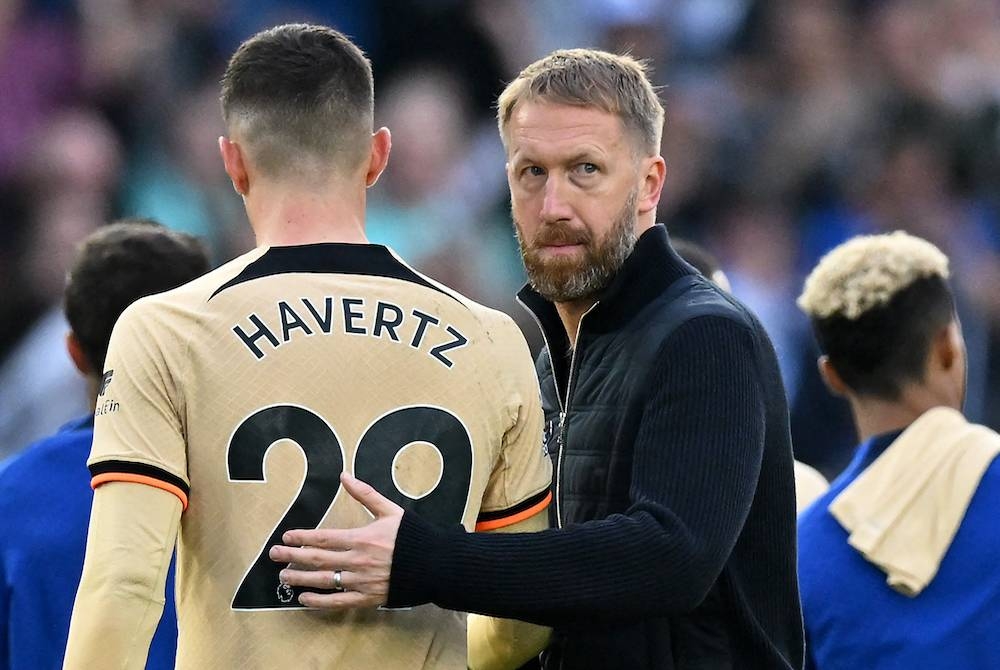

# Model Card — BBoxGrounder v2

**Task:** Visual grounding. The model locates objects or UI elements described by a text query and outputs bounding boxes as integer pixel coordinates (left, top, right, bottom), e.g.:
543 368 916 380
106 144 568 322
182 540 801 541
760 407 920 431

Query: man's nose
540 174 573 223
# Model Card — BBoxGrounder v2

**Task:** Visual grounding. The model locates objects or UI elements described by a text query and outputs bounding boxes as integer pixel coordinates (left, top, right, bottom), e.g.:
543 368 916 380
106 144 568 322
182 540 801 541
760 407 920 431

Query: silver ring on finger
333 569 344 591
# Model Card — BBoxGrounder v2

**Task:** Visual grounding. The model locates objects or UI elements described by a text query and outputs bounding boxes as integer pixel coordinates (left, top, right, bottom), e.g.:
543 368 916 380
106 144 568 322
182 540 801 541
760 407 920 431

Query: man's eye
576 163 598 175
524 166 545 177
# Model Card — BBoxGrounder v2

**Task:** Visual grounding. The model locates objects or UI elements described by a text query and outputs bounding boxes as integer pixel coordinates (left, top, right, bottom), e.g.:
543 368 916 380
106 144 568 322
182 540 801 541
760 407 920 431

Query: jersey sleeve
475 317 552 531
64 481 181 669
87 302 190 510
468 512 552 669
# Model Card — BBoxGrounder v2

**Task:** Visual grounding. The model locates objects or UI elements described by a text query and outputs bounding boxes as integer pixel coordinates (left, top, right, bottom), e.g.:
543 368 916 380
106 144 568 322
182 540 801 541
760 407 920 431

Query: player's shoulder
973 451 1000 496
447 298 534 386
446 294 528 355
391 251 524 340
460 297 523 340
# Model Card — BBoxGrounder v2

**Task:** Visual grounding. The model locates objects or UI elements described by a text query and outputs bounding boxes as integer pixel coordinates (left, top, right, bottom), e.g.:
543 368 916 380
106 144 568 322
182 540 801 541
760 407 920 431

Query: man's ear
365 127 392 188
219 136 250 196
818 355 850 398
637 155 666 216
66 331 92 377
930 321 961 372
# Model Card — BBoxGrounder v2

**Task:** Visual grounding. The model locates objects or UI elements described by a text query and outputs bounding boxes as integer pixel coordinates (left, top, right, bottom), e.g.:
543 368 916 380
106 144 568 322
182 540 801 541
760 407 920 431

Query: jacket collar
517 224 696 354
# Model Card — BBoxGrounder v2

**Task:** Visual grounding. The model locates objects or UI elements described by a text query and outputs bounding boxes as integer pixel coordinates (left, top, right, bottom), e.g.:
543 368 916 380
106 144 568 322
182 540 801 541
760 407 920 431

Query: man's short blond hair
497 49 664 156
798 231 950 321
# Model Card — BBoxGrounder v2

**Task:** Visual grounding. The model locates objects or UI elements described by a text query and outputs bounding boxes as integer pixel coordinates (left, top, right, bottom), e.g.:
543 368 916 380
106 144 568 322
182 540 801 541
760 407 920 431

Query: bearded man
272 49 804 670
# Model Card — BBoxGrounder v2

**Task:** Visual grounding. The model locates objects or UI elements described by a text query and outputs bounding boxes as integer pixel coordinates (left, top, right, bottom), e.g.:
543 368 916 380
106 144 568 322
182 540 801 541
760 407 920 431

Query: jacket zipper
554 303 598 528
517 297 599 529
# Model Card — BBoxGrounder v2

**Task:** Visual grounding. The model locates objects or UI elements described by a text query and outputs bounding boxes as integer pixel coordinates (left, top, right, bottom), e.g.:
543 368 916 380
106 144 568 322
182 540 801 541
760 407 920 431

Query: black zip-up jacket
388 225 804 669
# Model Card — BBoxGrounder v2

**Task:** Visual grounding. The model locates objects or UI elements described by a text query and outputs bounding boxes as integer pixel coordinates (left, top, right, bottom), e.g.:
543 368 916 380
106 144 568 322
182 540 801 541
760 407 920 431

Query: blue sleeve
0 557 10 670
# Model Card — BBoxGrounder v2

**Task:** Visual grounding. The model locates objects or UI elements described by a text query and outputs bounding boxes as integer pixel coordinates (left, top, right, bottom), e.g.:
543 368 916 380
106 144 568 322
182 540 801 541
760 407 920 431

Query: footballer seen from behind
63 23 552 669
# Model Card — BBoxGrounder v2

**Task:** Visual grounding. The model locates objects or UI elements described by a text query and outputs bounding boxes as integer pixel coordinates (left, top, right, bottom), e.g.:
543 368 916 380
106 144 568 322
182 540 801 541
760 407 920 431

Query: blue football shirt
0 415 177 669
799 430 1000 669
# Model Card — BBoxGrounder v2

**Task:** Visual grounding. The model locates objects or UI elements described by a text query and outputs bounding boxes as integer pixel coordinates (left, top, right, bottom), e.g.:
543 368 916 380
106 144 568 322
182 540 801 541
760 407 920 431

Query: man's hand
269 472 403 609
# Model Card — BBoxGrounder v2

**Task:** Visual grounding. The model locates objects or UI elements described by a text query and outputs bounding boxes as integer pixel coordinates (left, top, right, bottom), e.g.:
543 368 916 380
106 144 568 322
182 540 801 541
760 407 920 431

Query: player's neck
248 180 369 247
849 384 961 444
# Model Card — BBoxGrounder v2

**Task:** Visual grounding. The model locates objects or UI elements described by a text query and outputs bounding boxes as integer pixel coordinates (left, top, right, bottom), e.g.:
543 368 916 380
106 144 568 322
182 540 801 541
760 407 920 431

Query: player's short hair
798 231 955 399
221 23 374 178
497 49 664 156
64 219 209 372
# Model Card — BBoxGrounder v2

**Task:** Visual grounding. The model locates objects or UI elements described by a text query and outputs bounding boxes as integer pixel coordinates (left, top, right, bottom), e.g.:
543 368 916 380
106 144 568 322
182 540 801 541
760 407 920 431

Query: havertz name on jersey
232 296 470 368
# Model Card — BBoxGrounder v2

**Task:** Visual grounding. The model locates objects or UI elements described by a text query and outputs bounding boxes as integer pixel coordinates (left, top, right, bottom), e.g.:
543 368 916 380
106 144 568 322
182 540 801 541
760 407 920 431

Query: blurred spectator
0 196 101 458
19 108 123 203
589 0 674 71
712 196 811 398
121 79 250 260
76 0 227 119
366 66 523 308
0 1 79 180
0 109 123 458
752 0 874 204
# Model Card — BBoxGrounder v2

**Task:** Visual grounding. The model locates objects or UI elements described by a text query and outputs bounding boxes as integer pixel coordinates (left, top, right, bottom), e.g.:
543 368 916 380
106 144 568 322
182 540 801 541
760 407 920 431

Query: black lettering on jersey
98 370 114 396
278 301 313 342
229 404 473 611
373 301 404 342
342 298 367 335
230 300 467 369
233 314 280 360
429 326 469 368
410 309 440 348
228 405 345 610
355 407 472 523
301 297 333 333
94 398 120 416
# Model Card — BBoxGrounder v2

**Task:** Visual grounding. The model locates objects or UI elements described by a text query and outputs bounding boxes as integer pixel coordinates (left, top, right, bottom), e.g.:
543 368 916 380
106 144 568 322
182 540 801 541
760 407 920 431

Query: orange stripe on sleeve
91 473 189 511
475 491 552 532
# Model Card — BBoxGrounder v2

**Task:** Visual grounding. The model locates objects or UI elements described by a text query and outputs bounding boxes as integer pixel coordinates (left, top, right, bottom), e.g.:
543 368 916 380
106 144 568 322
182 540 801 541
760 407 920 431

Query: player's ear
931 321 961 372
219 136 250 196
818 355 849 398
66 331 92 377
365 127 391 188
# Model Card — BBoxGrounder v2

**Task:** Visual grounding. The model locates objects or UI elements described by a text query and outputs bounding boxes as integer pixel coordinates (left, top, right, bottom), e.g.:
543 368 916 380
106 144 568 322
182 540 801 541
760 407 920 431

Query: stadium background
1 0 998 480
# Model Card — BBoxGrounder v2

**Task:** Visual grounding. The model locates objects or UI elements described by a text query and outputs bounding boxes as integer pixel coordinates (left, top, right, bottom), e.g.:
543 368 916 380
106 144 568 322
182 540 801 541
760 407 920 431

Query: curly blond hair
798 231 950 321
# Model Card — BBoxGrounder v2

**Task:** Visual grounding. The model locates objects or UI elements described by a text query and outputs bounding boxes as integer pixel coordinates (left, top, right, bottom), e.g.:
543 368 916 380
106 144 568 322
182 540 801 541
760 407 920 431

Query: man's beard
515 190 638 303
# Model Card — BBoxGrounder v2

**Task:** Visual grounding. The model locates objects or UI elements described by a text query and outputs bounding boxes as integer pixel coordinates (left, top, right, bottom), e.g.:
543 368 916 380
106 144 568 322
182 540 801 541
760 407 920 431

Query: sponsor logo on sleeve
98 370 114 396
95 369 120 416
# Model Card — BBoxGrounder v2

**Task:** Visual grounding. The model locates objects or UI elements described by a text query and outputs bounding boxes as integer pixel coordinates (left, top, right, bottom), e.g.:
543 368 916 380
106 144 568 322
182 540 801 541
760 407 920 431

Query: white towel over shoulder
829 407 1000 597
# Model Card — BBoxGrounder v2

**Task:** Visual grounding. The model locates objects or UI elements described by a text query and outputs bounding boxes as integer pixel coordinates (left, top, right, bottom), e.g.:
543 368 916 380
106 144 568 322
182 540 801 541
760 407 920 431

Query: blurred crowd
1 0 999 478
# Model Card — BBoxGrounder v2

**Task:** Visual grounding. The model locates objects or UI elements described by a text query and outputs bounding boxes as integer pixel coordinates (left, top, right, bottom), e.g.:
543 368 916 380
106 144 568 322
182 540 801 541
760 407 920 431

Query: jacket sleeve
386 315 768 625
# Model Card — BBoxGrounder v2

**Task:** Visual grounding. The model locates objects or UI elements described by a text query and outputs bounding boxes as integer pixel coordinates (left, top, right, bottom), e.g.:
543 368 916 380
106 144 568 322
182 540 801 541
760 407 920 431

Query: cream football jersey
88 243 552 669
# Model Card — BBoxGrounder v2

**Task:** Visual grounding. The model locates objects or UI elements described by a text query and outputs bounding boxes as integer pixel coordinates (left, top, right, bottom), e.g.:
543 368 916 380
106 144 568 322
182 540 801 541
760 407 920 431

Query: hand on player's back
270 472 403 609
